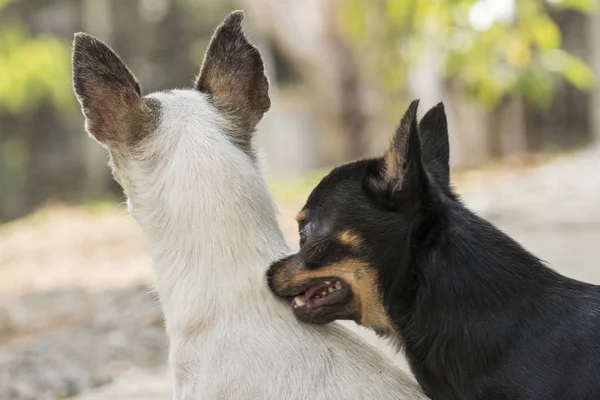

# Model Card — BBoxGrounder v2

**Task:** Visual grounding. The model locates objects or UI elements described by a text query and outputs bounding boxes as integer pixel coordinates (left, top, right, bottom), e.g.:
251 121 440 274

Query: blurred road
467 146 600 284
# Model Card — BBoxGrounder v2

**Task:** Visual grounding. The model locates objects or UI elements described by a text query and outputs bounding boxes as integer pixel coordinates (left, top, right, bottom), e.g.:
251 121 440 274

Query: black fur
271 101 600 400
419 102 450 189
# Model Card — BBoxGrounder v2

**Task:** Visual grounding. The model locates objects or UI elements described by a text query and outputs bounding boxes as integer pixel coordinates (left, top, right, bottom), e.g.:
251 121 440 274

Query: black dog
267 100 600 400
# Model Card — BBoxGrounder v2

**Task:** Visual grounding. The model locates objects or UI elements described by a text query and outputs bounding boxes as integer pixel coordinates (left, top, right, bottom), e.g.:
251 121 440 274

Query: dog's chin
294 304 356 325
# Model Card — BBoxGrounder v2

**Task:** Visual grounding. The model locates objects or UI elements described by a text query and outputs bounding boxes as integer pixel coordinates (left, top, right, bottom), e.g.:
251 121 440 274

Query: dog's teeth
321 291 327 296
335 281 342 290
328 287 335 293
325 281 331 285
294 297 306 307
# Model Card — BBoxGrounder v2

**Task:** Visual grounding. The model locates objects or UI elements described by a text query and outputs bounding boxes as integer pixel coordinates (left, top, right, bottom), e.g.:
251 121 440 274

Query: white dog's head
72 11 291 314
72 11 284 255
73 10 268 205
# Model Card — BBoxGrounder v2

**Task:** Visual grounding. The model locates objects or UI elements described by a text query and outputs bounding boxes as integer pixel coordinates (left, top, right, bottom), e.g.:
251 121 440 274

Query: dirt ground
1 146 599 399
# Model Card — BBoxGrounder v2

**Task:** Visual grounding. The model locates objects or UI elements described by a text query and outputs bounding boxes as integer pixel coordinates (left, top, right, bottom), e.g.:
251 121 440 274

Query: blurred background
1 0 599 399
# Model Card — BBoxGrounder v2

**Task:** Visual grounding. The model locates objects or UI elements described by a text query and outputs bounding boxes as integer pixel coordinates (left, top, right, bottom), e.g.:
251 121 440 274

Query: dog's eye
299 232 307 247
299 223 312 247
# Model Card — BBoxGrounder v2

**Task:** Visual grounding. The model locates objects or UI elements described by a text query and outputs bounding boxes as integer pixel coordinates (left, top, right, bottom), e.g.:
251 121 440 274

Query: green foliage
176 0 236 66
340 0 595 109
0 0 15 10
550 0 595 13
0 24 73 115
268 169 330 205
0 134 27 184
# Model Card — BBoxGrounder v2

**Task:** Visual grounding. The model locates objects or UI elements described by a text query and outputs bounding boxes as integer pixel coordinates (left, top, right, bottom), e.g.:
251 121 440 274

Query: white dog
72 11 427 400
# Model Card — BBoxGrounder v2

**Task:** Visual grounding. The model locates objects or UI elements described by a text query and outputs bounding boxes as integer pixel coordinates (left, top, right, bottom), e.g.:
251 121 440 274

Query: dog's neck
393 198 575 397
128 91 290 336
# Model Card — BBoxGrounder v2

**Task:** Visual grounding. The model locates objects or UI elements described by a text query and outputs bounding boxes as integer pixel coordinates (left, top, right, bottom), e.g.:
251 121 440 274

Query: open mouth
290 279 350 312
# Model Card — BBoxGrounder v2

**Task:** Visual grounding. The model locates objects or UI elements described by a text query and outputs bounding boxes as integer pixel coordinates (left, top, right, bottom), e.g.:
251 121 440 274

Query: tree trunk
239 0 369 166
446 80 491 169
588 4 600 143
488 96 528 159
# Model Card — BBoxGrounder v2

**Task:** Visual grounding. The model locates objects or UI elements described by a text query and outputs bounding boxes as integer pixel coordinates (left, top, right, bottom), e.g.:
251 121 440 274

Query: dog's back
174 305 423 399
415 212 600 400
471 282 600 400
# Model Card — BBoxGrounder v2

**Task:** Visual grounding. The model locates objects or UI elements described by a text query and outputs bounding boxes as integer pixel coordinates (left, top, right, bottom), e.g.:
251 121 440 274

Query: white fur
118 89 426 399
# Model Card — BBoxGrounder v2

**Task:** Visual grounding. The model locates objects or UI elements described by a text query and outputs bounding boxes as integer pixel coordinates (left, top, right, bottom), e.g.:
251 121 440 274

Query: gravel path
1 146 599 400
0 287 165 400
467 145 600 283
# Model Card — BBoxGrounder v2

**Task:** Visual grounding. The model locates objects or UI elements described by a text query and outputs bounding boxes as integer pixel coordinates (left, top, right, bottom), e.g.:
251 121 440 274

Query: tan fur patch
271 258 393 333
337 231 362 248
383 141 403 180
83 83 155 150
381 99 419 187
296 209 308 225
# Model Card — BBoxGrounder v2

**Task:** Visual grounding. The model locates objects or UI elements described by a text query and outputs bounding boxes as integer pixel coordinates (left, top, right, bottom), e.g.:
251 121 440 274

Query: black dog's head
267 100 452 335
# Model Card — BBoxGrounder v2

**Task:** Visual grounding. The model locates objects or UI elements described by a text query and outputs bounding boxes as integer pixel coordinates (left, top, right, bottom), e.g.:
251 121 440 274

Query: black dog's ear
72 33 151 148
419 102 450 188
196 11 270 144
366 100 426 208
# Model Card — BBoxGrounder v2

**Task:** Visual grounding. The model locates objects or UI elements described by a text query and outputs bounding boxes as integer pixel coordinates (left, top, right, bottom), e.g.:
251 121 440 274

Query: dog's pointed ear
196 11 270 142
72 33 151 148
419 102 450 188
366 100 426 208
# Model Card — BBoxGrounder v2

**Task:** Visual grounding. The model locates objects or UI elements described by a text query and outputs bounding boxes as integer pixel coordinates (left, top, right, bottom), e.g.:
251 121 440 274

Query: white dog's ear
196 11 270 144
72 33 153 148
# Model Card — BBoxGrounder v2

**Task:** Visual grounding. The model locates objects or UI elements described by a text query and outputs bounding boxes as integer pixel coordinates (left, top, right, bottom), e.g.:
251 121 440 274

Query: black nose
265 255 294 290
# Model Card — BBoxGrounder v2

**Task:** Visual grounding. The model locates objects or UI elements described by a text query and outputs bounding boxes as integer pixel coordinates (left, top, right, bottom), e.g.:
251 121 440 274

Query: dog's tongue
292 280 347 311
300 282 331 302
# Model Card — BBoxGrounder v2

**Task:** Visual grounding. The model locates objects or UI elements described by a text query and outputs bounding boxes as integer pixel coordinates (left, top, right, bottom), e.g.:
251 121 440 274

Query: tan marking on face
337 231 362 248
296 209 308 225
270 257 393 333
